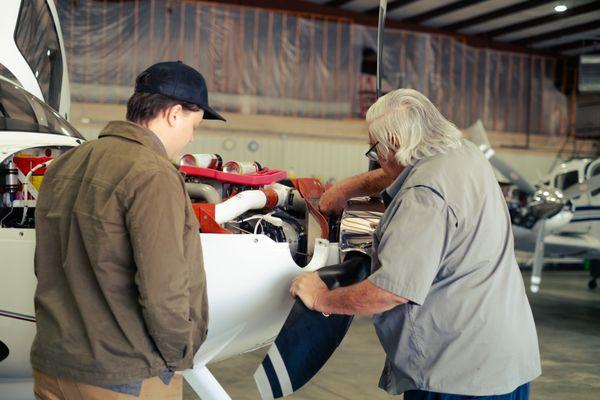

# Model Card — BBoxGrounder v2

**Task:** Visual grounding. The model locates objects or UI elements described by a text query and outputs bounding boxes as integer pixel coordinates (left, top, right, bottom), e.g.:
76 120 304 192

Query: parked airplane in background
467 121 600 292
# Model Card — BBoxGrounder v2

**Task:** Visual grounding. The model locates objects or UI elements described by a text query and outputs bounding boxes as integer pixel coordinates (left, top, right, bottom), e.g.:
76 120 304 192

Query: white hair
366 88 462 166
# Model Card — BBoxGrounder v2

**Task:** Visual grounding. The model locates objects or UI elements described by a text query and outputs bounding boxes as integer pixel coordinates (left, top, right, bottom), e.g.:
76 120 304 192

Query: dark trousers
404 383 530 400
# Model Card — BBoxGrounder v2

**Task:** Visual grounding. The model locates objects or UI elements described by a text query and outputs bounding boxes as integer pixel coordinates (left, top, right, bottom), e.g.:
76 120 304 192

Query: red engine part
12 156 53 175
179 165 286 186
292 178 329 239
191 203 231 234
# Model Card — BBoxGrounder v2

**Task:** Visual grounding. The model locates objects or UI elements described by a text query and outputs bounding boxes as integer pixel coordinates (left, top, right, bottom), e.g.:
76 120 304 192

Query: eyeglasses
365 141 379 162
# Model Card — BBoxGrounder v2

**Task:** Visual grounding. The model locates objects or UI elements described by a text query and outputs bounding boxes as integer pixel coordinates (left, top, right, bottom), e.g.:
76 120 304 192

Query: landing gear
590 260 600 290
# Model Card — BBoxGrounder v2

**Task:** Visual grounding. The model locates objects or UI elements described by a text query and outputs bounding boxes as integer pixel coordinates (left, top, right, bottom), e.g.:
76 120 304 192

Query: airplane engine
178 154 321 266
0 147 75 229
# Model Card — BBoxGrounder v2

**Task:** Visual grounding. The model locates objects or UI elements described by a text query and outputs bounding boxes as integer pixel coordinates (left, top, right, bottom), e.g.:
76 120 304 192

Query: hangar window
554 171 579 191
14 0 63 112
0 78 82 138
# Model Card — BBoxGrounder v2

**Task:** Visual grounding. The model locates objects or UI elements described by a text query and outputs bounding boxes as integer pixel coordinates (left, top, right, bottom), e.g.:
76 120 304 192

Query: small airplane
0 1 384 399
466 120 600 293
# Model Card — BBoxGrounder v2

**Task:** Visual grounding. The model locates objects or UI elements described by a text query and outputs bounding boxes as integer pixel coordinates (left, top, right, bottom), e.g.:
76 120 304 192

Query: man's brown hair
126 92 201 125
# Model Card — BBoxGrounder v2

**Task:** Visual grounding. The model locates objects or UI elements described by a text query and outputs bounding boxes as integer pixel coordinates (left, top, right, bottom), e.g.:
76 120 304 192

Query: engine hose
185 183 222 204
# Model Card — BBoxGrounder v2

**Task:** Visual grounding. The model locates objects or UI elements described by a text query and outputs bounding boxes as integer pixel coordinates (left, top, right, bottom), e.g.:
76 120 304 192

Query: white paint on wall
183 133 369 184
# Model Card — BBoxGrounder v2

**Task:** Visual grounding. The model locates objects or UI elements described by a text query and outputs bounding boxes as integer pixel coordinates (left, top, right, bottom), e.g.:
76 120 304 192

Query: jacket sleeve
125 170 194 369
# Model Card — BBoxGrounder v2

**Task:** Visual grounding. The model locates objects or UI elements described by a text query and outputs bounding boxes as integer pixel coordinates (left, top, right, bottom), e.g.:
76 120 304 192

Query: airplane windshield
14 0 63 112
0 78 83 139
555 171 579 191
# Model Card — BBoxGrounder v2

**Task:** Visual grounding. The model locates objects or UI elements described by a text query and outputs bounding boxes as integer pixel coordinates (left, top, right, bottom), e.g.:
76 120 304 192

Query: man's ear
166 104 183 127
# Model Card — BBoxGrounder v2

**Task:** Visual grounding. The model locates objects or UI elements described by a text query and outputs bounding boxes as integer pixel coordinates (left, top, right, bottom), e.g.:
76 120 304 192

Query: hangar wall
57 0 567 136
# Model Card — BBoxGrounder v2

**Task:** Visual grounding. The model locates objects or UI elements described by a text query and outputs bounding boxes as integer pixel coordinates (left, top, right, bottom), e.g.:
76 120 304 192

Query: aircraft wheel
589 279 597 290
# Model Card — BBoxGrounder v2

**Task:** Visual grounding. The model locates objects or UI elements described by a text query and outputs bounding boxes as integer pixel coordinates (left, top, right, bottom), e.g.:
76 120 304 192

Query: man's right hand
319 185 349 215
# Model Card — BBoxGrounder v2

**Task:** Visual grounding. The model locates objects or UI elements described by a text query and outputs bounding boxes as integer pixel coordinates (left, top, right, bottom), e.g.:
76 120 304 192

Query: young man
292 89 540 400
31 61 225 399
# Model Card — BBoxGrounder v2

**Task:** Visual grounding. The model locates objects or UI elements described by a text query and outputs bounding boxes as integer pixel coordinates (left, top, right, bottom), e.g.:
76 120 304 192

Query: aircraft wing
543 233 600 259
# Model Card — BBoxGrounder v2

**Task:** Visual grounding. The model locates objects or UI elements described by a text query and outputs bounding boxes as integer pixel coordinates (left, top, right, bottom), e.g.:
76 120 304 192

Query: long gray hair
366 89 462 166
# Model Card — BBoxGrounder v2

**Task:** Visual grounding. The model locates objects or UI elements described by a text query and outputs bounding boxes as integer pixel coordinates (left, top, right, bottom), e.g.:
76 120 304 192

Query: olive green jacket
31 121 208 385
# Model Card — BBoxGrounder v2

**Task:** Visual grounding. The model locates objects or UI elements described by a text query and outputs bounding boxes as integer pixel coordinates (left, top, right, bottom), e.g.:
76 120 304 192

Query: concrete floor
183 271 600 399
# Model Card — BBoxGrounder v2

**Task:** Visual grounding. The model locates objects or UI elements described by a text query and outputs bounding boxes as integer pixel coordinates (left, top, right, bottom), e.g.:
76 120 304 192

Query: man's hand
290 272 329 311
319 186 349 216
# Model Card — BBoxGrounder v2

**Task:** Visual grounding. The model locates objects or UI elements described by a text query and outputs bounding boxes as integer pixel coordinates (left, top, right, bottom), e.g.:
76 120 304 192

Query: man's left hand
290 272 329 311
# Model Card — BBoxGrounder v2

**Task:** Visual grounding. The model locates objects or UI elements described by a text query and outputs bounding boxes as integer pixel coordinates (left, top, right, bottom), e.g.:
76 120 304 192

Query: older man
291 89 541 400
31 61 224 399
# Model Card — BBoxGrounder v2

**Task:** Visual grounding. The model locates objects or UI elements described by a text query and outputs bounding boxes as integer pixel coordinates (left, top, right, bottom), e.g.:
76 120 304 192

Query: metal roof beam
513 20 600 46
403 0 487 24
547 39 600 54
204 0 560 57
325 0 354 7
484 1 600 38
563 42 600 55
442 0 553 31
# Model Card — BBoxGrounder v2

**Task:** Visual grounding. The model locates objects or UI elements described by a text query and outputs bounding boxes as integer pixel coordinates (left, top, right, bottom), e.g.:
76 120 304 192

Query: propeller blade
487 153 537 195
465 119 491 149
530 219 545 293
465 120 536 195
563 174 600 199
254 255 371 399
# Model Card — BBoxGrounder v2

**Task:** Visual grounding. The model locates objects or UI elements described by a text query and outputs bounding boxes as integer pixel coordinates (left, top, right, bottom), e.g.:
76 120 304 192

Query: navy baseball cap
135 61 225 121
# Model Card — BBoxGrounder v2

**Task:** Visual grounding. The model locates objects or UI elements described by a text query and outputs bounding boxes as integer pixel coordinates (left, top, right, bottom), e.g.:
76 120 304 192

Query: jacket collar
99 121 168 159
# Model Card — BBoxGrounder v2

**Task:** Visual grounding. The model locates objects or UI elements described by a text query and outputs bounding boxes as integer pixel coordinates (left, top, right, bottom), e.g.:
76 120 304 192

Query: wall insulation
57 0 567 135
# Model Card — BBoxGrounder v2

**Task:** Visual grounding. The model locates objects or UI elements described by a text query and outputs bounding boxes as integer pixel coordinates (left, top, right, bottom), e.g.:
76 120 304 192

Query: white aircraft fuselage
513 158 600 260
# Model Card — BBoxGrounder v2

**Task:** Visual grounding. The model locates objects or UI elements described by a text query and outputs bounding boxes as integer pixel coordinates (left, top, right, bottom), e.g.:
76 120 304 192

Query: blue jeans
404 383 530 400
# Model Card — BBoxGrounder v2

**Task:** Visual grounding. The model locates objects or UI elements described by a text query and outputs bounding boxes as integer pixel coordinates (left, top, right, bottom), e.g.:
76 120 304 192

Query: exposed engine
1 150 317 265
178 154 317 265
0 146 75 229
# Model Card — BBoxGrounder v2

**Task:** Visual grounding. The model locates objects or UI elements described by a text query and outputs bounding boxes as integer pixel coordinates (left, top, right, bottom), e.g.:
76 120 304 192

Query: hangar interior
1 0 599 399
60 0 597 183
56 1 599 398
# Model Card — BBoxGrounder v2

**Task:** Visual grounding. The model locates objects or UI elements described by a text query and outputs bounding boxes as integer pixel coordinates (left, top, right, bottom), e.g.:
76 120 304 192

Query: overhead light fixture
554 4 568 12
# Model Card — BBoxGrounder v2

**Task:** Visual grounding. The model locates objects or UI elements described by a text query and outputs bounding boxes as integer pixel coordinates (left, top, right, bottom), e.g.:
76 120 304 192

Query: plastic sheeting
57 0 567 135
57 0 354 118
354 26 568 136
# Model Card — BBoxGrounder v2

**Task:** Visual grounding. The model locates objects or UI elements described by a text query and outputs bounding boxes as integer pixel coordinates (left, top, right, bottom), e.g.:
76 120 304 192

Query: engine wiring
0 200 14 228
